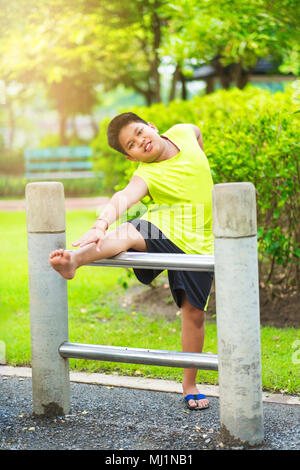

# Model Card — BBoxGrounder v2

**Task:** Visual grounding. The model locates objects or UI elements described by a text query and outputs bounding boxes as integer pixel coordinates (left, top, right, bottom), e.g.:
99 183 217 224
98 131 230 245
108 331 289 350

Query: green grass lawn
0 210 299 394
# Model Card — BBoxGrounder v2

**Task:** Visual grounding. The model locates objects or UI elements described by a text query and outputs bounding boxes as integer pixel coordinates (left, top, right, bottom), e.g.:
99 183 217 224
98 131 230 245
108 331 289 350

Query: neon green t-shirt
133 124 214 255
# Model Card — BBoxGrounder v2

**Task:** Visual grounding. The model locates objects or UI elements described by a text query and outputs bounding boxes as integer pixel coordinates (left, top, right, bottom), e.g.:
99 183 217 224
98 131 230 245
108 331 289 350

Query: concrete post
26 182 70 416
212 182 264 446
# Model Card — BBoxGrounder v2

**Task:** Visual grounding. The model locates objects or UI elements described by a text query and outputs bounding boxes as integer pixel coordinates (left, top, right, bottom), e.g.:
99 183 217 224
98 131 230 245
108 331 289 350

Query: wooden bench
25 146 100 180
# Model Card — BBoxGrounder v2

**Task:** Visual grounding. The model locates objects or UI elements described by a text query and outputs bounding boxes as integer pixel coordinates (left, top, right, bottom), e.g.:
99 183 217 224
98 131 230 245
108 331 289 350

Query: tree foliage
164 0 300 88
0 0 299 142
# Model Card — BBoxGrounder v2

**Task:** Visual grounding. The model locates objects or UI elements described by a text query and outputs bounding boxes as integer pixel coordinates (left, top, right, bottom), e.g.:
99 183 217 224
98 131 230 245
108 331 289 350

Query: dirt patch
121 277 300 328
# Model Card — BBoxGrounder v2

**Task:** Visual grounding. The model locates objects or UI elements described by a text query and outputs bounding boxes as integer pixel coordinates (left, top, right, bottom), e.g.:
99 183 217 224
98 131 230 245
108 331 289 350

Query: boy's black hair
107 112 148 155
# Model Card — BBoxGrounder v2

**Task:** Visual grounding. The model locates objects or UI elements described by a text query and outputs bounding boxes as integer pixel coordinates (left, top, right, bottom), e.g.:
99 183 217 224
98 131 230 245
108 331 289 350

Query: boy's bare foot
49 249 76 280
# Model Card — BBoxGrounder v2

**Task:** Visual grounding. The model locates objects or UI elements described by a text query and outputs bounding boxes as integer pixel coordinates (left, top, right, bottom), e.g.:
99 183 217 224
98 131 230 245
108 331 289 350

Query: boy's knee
116 222 147 251
181 298 205 326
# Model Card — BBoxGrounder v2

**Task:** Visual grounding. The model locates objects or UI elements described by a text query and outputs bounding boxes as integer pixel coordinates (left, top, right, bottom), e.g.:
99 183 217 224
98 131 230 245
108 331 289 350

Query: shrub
92 84 300 291
0 150 25 175
0 176 103 198
0 176 27 198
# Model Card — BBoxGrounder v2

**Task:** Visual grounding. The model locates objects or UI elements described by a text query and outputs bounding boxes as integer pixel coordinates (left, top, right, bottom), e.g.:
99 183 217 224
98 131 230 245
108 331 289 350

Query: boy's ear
148 122 159 133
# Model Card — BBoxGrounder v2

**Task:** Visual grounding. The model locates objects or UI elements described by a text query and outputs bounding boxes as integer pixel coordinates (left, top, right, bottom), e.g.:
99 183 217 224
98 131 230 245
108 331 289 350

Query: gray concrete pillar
26 182 70 416
213 182 264 446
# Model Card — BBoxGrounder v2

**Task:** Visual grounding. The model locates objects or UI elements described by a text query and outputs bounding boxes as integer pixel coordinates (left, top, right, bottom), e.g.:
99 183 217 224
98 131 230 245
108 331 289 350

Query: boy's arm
190 124 204 151
94 175 149 228
72 176 149 250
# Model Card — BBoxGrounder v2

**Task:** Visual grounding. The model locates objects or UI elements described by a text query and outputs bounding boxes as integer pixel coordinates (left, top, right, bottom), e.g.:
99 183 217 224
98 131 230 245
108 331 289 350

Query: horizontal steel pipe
83 252 215 272
59 342 218 371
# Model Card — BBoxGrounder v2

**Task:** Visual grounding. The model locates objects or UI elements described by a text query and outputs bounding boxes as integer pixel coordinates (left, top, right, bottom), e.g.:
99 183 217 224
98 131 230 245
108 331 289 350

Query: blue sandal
184 394 209 410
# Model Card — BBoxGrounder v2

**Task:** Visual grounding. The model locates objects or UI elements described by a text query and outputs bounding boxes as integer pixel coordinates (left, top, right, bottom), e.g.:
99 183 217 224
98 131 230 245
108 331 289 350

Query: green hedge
0 176 103 199
91 84 300 290
0 149 25 176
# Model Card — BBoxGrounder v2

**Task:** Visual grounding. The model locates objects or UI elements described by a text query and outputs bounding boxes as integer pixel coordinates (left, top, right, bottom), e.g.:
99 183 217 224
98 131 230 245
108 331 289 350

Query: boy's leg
180 291 209 409
49 222 147 279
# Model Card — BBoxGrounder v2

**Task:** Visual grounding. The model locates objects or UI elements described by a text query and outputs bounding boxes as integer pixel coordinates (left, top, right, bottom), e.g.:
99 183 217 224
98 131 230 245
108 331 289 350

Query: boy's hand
72 223 107 252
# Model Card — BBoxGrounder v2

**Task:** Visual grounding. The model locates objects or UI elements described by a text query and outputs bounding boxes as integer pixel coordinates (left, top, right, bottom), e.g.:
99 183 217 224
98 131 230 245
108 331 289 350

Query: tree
0 0 101 144
163 0 300 93
1 0 298 135
0 0 39 148
84 0 174 105
0 0 174 137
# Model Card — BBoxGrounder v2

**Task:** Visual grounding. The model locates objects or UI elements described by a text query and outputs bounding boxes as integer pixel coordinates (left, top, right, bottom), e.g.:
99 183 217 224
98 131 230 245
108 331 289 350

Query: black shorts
127 219 213 311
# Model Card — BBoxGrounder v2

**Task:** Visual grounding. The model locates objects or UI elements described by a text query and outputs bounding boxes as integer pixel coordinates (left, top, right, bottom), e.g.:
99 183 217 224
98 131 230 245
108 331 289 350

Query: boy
49 112 214 411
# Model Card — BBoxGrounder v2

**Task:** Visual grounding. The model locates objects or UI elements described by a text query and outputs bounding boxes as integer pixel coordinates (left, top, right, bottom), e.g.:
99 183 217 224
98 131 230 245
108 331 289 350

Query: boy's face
118 121 164 163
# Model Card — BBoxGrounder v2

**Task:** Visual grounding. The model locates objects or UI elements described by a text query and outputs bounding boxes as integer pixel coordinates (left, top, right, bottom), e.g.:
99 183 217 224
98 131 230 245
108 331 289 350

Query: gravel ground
0 376 299 451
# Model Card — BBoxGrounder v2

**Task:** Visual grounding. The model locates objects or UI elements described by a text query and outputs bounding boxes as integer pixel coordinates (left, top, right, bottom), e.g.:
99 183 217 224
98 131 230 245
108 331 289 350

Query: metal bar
85 252 215 272
59 342 218 370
